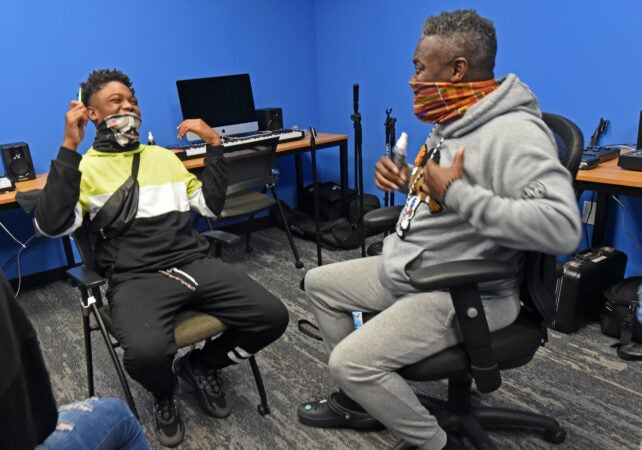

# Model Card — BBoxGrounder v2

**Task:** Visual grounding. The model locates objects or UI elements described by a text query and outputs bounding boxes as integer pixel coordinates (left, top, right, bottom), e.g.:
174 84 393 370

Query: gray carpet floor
17 227 642 449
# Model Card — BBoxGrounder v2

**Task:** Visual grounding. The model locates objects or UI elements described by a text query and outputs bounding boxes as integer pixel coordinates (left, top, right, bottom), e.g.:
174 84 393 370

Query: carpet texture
18 227 642 449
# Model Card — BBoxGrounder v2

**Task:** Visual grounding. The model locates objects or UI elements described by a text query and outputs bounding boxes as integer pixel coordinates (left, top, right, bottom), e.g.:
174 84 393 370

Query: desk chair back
211 138 304 268
225 143 277 195
542 112 584 180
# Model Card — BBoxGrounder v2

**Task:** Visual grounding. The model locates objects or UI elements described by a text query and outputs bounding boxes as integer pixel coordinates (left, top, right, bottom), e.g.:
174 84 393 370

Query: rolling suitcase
551 246 627 333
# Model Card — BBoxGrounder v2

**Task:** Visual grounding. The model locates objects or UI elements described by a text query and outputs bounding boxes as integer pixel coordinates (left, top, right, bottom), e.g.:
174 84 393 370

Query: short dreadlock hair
79 68 135 107
423 9 497 77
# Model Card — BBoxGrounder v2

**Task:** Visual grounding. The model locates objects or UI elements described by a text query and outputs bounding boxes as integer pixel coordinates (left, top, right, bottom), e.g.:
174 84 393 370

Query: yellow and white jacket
34 144 229 278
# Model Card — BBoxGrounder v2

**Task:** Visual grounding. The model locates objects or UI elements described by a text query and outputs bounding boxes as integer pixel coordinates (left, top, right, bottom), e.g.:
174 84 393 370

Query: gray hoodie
379 74 582 295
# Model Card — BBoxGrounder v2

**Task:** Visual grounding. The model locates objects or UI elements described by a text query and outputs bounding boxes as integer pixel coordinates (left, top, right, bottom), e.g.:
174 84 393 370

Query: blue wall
0 0 641 279
0 0 319 278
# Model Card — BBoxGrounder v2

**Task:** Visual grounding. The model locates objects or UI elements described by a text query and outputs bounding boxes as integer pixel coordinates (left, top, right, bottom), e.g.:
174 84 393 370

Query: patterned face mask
93 112 142 152
409 79 498 124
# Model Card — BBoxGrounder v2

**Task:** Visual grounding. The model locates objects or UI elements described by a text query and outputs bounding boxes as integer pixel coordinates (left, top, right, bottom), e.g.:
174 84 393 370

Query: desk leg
339 140 349 217
592 191 609 247
294 153 304 209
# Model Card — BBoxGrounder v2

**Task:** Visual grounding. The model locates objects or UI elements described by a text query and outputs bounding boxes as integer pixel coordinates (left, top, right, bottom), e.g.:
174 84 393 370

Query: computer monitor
176 73 259 140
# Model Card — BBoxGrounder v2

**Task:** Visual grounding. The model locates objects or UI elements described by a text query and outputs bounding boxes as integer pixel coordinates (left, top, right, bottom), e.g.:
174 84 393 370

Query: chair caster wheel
544 427 566 444
295 261 304 269
257 404 270 416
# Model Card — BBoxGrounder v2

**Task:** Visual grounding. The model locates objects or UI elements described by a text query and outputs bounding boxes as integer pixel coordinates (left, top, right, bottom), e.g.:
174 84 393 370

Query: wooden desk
0 173 48 211
575 156 642 246
4 133 350 210
0 173 78 277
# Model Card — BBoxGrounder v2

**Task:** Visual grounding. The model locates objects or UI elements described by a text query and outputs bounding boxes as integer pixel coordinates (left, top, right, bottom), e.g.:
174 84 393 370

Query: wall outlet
582 200 596 225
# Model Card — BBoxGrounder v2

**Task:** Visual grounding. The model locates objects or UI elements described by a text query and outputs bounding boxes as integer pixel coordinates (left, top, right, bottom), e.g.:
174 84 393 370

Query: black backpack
599 276 642 360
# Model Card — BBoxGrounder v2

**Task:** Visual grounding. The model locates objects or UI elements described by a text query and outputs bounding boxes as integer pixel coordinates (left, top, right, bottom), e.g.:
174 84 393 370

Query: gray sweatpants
304 255 521 449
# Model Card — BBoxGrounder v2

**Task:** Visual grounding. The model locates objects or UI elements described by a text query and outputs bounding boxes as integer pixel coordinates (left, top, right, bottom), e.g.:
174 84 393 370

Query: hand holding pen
62 88 89 151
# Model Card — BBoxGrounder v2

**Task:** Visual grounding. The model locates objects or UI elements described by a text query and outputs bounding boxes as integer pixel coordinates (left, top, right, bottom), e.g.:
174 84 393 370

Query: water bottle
147 131 156 146
352 311 363 329
390 131 408 168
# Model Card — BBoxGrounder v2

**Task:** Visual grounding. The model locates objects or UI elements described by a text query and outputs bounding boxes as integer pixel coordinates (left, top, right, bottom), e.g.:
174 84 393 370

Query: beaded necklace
396 134 445 238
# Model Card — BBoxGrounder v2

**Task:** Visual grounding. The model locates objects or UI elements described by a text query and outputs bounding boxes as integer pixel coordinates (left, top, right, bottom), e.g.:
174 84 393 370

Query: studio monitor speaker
1 142 36 182
256 107 283 131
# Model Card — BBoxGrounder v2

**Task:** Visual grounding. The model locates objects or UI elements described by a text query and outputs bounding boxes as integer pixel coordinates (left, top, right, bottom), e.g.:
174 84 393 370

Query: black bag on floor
300 181 356 221
273 181 383 248
300 181 383 236
270 200 361 250
551 247 627 333
600 276 642 360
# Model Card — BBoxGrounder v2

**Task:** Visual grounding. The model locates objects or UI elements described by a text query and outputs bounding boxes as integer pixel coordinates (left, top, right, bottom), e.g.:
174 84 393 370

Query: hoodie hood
439 74 542 139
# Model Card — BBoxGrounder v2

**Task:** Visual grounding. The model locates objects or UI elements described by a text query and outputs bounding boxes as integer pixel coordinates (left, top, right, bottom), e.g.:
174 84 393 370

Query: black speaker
256 107 283 131
1 142 36 182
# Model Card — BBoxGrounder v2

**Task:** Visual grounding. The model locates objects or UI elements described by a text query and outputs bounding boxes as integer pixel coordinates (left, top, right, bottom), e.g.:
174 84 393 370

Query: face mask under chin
409 79 499 124
93 112 142 151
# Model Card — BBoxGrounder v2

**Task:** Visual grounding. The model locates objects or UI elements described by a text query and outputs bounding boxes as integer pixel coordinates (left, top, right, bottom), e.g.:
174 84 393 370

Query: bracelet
441 177 458 204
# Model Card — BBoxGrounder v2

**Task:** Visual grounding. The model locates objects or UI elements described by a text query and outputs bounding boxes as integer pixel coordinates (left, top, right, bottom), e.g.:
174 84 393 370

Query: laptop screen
176 73 259 140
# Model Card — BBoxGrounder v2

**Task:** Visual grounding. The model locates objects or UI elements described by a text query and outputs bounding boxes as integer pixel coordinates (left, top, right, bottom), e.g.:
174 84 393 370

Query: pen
77 87 82 103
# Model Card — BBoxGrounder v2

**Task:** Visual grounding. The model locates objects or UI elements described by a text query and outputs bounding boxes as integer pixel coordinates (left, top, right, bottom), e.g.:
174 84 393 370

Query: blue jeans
38 397 149 450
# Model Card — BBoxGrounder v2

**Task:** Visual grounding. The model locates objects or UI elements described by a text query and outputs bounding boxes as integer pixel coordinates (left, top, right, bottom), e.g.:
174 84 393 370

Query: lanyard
396 136 445 238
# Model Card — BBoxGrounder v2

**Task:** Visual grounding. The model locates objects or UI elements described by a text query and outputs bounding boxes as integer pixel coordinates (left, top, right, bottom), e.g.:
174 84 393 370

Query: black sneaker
174 352 231 418
153 393 185 447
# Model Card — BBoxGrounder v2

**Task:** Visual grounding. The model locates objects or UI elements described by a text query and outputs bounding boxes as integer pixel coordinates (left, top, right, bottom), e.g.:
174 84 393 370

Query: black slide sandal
297 392 383 430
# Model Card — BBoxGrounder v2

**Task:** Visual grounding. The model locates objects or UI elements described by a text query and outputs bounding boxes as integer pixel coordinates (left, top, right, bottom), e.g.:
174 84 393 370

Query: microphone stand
351 83 366 257
366 109 396 257
384 108 397 206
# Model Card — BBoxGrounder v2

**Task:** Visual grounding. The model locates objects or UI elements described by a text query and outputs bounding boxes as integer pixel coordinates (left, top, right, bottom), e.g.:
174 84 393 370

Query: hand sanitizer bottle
390 132 408 168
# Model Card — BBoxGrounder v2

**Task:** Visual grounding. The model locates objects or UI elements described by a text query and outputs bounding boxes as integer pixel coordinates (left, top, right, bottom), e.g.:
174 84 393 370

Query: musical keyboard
271 128 306 143
168 133 280 160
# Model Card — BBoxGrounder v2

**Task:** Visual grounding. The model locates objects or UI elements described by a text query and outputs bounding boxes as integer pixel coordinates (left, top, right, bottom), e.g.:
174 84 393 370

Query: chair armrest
66 266 106 289
363 205 403 228
408 259 518 291
409 259 517 393
201 229 242 246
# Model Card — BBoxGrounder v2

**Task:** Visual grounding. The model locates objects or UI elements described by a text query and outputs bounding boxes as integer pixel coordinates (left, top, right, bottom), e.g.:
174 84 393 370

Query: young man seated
33 69 289 447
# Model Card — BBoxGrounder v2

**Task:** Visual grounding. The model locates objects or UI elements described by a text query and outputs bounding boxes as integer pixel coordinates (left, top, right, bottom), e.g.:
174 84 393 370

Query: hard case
551 246 627 333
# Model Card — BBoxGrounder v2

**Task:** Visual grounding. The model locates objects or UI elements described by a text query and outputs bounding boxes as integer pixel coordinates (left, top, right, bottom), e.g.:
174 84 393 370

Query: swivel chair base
416 375 566 449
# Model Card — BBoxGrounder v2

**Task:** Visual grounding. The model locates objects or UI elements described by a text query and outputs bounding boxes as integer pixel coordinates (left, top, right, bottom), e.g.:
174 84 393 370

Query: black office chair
363 112 584 448
65 221 271 419
201 138 304 268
